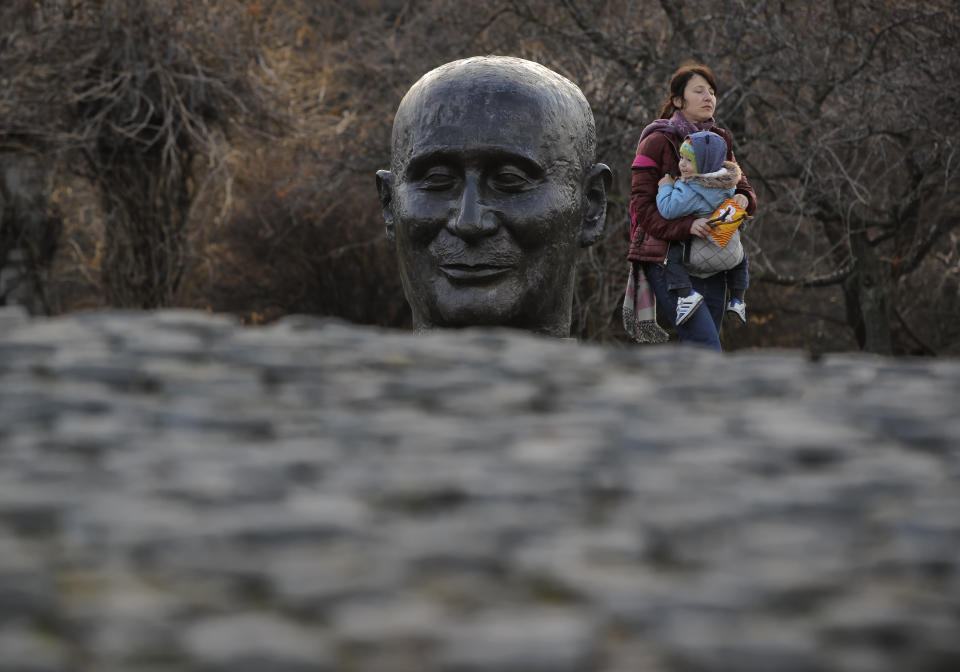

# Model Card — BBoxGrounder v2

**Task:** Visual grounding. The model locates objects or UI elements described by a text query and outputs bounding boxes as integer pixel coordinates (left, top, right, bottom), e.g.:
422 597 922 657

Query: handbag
683 198 748 277
684 230 745 277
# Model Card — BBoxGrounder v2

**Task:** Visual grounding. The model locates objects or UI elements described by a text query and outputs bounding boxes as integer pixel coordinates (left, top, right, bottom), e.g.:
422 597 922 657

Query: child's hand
690 218 713 238
658 174 674 186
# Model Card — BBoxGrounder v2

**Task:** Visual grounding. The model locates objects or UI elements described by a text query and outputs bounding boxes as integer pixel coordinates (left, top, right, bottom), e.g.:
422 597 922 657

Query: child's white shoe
727 298 747 324
675 291 704 326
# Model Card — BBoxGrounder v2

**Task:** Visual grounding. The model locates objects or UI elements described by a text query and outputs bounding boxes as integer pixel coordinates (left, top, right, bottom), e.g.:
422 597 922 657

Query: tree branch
752 258 857 287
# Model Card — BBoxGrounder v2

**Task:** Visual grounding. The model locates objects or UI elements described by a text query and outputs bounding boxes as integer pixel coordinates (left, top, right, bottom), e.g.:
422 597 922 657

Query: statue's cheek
394 193 448 245
498 189 578 248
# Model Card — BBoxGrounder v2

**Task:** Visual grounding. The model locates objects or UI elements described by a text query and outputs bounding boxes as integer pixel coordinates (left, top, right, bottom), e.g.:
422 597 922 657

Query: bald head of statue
376 56 612 338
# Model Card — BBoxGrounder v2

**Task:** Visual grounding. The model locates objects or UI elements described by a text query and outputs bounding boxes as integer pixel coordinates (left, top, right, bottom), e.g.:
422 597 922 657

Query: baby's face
678 155 695 178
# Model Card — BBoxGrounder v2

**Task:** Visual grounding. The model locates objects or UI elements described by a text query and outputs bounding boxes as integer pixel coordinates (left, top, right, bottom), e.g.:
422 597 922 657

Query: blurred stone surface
0 307 958 672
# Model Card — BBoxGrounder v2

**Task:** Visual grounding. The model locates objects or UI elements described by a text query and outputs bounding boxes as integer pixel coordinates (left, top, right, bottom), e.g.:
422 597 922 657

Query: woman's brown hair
657 64 718 119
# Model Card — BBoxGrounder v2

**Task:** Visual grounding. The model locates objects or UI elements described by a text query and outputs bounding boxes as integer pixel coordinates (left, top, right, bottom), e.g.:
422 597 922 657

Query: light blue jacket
656 161 740 220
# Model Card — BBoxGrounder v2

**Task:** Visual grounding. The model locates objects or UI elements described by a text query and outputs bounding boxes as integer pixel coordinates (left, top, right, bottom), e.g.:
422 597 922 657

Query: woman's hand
658 174 675 187
732 193 749 209
690 217 713 238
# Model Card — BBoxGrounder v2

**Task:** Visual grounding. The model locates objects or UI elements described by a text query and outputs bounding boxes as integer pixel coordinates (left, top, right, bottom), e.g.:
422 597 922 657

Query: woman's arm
732 165 756 213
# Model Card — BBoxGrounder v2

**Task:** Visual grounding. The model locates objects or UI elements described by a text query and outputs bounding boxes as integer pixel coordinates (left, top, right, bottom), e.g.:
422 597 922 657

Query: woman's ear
375 170 395 243
672 95 683 110
580 163 613 248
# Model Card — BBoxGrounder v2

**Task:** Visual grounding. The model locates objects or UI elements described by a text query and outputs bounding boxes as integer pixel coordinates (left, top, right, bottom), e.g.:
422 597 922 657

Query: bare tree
716 0 960 354
493 0 960 353
0 0 278 308
7 0 956 355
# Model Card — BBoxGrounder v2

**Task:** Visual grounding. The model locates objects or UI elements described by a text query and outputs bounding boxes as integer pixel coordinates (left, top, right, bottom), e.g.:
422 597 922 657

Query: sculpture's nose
448 176 497 240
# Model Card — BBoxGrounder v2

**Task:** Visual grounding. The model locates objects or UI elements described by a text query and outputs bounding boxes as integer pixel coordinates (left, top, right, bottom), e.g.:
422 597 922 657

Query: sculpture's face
383 75 590 336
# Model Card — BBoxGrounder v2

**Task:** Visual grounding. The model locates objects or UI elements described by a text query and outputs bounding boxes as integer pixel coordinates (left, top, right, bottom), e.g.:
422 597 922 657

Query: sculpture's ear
376 170 395 243
580 163 612 248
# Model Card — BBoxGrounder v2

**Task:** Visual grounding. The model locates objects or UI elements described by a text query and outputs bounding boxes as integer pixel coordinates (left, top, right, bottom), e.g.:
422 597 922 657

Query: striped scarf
622 261 669 344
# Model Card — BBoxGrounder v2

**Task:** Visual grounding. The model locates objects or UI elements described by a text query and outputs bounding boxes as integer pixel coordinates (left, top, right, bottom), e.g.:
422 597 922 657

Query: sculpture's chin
433 291 525 329
412 290 571 338
403 260 575 337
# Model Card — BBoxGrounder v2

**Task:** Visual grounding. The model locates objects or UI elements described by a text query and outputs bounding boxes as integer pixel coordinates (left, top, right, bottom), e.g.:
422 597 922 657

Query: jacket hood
683 131 727 174
679 161 741 191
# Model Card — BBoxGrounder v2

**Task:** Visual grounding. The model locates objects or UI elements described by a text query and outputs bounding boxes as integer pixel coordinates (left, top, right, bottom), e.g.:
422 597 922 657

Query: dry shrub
172 0 410 327
0 154 62 313
0 0 278 308
43 167 106 313
182 167 409 327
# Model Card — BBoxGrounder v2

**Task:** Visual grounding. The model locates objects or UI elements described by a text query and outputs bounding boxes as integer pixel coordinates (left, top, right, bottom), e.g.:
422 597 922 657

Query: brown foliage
183 168 409 327
2 0 958 356
1 0 277 308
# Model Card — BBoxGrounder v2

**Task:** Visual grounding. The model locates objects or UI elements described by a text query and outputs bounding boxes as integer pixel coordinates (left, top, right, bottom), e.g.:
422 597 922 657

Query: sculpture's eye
491 167 534 193
419 168 457 191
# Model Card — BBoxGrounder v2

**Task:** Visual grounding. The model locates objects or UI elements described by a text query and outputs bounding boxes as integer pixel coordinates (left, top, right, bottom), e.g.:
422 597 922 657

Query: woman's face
675 74 716 123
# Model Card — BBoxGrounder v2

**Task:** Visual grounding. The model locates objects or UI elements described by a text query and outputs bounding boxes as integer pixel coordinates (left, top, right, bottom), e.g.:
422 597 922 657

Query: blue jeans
644 261 726 351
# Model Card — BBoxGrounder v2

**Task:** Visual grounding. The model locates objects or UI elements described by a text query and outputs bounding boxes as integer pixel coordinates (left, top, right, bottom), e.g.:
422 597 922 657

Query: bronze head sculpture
376 56 612 338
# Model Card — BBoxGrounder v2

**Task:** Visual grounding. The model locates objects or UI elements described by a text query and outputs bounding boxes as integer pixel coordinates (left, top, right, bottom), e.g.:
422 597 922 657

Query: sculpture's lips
439 263 514 282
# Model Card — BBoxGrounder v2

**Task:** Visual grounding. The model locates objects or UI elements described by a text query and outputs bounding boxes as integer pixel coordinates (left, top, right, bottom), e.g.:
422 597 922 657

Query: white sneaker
727 298 747 324
675 291 704 326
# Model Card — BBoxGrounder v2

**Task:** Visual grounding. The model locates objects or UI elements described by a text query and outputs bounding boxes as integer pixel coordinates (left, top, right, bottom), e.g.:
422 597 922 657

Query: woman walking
627 64 757 350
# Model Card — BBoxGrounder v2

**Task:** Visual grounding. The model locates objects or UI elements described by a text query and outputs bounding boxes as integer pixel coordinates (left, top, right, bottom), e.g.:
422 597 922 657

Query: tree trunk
843 228 893 354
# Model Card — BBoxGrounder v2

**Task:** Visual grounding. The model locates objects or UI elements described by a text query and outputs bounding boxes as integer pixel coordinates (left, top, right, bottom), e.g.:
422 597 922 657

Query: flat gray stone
0 309 957 672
